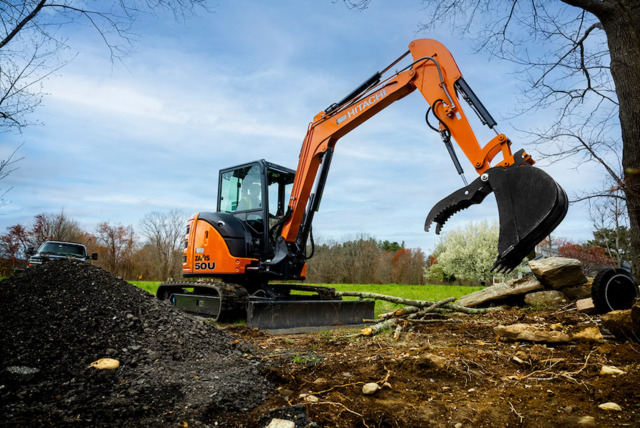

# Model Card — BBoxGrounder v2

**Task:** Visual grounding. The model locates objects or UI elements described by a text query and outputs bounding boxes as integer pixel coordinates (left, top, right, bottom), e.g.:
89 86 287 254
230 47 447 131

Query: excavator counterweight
157 39 568 331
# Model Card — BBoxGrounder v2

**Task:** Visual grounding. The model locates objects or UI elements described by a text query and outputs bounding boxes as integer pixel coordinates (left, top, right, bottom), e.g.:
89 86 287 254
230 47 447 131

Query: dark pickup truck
27 241 98 267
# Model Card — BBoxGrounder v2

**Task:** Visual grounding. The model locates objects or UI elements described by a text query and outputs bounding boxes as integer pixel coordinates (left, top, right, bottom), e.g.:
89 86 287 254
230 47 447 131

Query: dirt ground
224 309 640 427
2 261 639 427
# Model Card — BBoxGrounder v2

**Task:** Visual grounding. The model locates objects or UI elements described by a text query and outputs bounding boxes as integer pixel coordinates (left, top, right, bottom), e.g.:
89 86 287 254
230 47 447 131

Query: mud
228 309 640 427
2 261 639 427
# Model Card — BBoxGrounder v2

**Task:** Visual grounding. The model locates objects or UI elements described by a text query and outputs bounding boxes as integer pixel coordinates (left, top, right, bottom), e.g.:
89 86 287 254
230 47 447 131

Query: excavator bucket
426 150 568 272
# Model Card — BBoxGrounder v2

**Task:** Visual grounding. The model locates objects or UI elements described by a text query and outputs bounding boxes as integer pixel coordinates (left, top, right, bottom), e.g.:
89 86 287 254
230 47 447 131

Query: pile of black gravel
0 261 272 427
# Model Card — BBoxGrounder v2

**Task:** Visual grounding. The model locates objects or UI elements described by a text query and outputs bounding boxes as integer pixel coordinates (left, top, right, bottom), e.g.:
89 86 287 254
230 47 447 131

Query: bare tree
29 211 84 245
0 0 207 133
0 224 29 270
95 221 137 278
139 209 186 280
589 192 629 263
0 144 23 205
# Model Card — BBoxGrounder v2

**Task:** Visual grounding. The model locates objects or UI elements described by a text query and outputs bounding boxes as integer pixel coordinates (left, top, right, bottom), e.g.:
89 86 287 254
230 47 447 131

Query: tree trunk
587 1 640 275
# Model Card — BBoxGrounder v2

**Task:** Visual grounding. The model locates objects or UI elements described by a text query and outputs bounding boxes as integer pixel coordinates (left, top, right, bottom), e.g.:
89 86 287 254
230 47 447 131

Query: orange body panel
182 214 257 276
280 38 523 243
299 263 307 279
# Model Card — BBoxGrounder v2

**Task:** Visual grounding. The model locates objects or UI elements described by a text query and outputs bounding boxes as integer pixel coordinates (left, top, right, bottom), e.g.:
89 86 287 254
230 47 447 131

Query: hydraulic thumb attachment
425 150 568 273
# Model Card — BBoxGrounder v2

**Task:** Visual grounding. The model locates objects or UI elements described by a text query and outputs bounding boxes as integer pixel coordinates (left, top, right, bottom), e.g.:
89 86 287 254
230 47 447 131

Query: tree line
0 211 627 284
305 237 427 285
0 211 429 284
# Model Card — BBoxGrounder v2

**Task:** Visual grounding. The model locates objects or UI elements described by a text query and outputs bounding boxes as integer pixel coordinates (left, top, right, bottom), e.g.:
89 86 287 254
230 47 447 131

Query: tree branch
534 22 603 86
0 0 47 49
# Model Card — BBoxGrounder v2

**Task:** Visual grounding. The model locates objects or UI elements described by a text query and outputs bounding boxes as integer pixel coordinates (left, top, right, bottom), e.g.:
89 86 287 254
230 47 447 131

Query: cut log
528 257 588 289
456 277 543 308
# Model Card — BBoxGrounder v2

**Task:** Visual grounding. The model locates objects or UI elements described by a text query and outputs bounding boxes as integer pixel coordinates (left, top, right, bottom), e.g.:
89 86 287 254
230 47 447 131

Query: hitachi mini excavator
157 39 568 332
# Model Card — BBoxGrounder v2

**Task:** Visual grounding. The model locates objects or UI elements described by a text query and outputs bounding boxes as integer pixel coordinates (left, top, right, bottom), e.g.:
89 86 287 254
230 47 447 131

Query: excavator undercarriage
157 38 568 332
157 281 374 333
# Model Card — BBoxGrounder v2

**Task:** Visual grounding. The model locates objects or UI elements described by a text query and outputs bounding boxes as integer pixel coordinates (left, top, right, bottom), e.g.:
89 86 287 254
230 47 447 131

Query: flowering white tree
429 220 526 284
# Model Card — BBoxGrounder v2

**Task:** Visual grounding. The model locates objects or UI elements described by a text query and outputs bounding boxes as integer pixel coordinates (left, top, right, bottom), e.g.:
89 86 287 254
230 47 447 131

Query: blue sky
0 0 602 252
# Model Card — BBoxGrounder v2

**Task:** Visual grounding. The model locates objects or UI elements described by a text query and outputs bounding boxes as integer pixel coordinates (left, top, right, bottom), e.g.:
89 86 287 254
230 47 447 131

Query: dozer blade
426 150 568 273
247 299 375 334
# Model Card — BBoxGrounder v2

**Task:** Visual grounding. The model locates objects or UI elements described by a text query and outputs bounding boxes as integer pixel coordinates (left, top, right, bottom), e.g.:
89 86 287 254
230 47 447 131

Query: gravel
0 260 272 427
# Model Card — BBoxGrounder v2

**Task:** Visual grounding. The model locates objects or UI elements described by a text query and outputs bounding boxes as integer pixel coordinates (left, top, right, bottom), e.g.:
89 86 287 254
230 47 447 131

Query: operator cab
218 160 295 257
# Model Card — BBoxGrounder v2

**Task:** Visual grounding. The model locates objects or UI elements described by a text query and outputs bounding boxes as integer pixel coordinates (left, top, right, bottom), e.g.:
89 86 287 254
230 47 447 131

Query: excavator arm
275 39 567 273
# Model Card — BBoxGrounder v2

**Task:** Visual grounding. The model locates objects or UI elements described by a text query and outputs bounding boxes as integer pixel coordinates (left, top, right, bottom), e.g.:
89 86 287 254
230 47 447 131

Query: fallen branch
509 401 524 423
361 297 459 337
362 317 400 336
337 291 435 307
441 303 500 314
341 290 500 337
407 297 455 319
338 290 498 315
408 319 460 324
379 305 422 320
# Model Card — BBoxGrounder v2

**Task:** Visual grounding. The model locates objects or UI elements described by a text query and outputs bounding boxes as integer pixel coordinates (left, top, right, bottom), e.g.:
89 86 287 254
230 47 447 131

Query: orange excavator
157 39 568 331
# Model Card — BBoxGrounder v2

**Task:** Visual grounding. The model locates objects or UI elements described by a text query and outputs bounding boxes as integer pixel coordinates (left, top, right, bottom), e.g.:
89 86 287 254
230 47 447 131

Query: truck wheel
591 268 639 314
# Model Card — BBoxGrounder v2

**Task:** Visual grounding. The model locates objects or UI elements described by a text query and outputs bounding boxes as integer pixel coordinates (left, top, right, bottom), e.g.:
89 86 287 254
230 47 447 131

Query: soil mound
0 261 271 427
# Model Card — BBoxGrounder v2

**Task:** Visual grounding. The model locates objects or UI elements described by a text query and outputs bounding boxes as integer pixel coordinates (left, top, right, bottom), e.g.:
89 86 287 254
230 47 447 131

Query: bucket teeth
426 151 568 272
425 177 493 234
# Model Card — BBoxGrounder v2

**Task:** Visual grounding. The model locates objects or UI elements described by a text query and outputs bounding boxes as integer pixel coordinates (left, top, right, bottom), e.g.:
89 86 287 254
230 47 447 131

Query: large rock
529 257 588 289
576 298 595 314
524 290 568 308
600 309 639 341
572 326 604 343
457 276 543 307
562 278 593 300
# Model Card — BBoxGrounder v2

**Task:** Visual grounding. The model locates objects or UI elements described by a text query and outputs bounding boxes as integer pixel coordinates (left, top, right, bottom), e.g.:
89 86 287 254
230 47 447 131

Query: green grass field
130 281 483 318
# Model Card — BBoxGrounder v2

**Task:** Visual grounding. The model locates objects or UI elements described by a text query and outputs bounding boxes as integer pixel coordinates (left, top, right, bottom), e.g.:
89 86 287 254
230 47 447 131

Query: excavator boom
278 39 567 272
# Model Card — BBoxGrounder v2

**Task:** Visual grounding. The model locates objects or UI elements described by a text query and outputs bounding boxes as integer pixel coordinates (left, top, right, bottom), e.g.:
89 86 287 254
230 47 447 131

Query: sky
0 0 605 253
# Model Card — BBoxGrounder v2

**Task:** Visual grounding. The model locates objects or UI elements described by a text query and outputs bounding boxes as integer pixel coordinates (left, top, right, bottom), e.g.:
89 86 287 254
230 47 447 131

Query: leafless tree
0 144 23 205
30 210 84 245
305 236 426 284
589 190 629 263
0 0 207 133
95 221 137 278
139 209 187 280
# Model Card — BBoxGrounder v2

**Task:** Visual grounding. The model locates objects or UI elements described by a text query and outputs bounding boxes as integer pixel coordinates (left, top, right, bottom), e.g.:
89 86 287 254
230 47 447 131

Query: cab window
220 164 263 213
